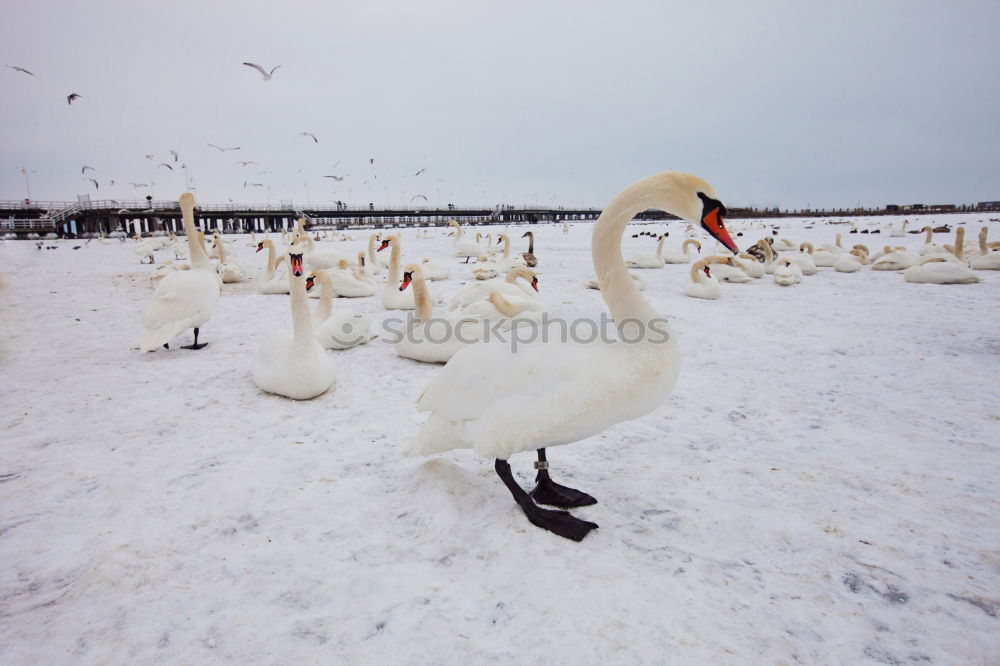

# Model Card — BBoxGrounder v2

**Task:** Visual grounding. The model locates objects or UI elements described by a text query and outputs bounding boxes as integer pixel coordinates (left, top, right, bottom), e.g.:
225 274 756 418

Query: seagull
107 180 116 186
118 208 133 214
157 162 174 170
323 174 350 181
242 62 280 80
257 170 272 176
207 143 240 152
85 178 99 189
81 165 97 174
66 93 81 105
369 158 375 165
414 168 426 176
6 65 34 76
144 154 155 160
409 194 428 202
296 132 318 143
128 182 148 188
235 161 258 167
170 150 179 162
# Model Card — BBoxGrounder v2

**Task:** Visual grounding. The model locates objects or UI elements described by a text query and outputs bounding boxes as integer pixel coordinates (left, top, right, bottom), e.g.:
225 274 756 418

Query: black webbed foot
530 477 598 508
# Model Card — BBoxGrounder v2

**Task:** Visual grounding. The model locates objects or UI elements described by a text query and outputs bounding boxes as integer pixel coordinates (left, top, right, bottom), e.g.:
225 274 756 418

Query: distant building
978 201 1000 209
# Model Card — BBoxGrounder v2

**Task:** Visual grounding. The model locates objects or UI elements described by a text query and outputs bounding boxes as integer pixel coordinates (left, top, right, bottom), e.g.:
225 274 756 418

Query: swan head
694 189 737 255
377 239 390 252
289 253 305 276
521 231 533 238
399 263 422 291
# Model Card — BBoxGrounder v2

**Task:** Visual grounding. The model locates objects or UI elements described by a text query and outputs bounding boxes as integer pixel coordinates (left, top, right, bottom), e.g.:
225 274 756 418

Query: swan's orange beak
255 242 264 252
703 266 712 278
377 240 390 252
399 271 413 291
702 207 738 255
305 276 315 291
531 277 539 291
290 254 304 276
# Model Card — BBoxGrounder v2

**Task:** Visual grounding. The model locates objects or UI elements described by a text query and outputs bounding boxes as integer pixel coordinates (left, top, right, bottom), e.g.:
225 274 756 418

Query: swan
586 271 647 291
449 221 485 262
140 193 221 351
705 255 753 283
850 244 871 264
811 243 837 267
834 248 867 273
521 231 538 267
903 257 981 284
789 242 818 275
734 252 764 278
496 233 528 273
257 239 291 293
661 239 701 264
378 235 415 310
213 233 247 283
625 235 666 268
450 265 540 310
406 171 739 541
472 255 499 280
298 228 354 269
773 258 803 286
683 258 721 299
871 245 919 271
970 227 1000 270
305 270 377 349
365 233 387 273
918 226 947 256
889 219 909 237
773 237 797 251
757 239 778 274
395 264 486 363
418 257 451 281
134 236 155 264
252 251 337 399
150 260 190 285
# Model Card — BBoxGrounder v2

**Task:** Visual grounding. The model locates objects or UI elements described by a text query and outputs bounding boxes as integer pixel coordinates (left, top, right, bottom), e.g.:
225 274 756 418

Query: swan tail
140 321 185 352
405 415 470 457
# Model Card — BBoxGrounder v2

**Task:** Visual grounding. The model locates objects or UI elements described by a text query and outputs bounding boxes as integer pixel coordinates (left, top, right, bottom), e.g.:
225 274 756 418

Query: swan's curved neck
954 227 965 259
388 237 401 282
761 239 774 265
924 227 933 244
525 232 535 253
289 270 313 349
215 237 228 263
591 178 680 323
313 271 333 322
501 235 510 258
264 241 277 279
655 235 666 258
410 268 433 322
180 195 211 270
682 238 699 255
980 228 988 254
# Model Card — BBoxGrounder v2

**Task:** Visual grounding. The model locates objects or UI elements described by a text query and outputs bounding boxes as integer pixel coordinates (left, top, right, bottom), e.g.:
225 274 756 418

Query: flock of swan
132 173 997 541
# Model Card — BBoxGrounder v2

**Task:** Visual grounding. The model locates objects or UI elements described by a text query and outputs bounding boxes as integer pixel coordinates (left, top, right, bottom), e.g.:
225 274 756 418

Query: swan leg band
534 461 550 470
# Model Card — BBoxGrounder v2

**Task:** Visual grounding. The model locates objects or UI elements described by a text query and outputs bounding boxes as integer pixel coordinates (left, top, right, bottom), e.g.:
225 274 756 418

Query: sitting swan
834 248 867 273
450 265 540 310
661 239 701 264
625 234 666 268
971 227 1000 270
773 258 803 286
256 239 290 294
305 270 377 349
212 233 247 283
704 255 753 283
395 264 486 363
495 233 528 273
788 242 818 275
419 257 451 281
683 258 722 299
449 221 485 262
252 251 336 399
406 170 739 541
140 193 221 351
903 257 981 284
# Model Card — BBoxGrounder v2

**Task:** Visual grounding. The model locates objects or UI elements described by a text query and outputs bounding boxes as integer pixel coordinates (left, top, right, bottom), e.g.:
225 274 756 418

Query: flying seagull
170 150 179 162
6 65 33 76
207 143 240 152
414 168 426 177
296 131 318 143
66 93 81 105
323 174 350 181
157 162 174 171
235 161 258 167
242 62 280 80
81 165 97 174
85 178 99 189
144 154 155 160
128 182 148 188
409 194 428 202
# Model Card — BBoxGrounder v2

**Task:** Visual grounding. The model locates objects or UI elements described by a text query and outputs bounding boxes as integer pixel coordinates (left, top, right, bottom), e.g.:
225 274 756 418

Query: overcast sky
2 0 998 210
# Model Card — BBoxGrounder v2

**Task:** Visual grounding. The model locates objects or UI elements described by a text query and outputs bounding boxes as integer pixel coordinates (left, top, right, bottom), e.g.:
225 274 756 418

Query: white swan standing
306 270 377 349
140 193 221 352
407 171 739 541
252 251 337 399
449 220 485 262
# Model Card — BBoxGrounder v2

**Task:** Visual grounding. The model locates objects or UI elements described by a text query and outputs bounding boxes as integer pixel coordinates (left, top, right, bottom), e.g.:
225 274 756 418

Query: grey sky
2 0 998 210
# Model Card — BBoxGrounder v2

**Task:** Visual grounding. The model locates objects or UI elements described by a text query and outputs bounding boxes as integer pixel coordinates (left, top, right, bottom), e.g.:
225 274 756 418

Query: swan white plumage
625 234 666 268
407 171 739 541
735 253 764 278
773 258 803 286
394 264 486 363
256 239 290 293
773 237 797 252
970 227 1000 270
419 257 451 281
871 246 919 271
903 257 981 284
449 221 485 262
585 271 647 291
683 258 721 299
139 193 221 351
888 219 908 237
450 265 540 310
378 235 415 310
213 233 247 283
306 270 377 349
789 242 818 275
833 248 867 273
705 255 753 283
661 239 701 264
252 251 336 399
495 234 528 273
366 233 388 273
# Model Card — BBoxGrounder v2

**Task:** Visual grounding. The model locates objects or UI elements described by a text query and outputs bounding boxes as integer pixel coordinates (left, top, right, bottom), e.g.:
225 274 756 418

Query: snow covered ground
2 212 999 665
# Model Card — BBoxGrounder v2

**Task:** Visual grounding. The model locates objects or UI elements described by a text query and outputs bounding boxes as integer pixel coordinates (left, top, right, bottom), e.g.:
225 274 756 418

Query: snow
1 214 999 664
